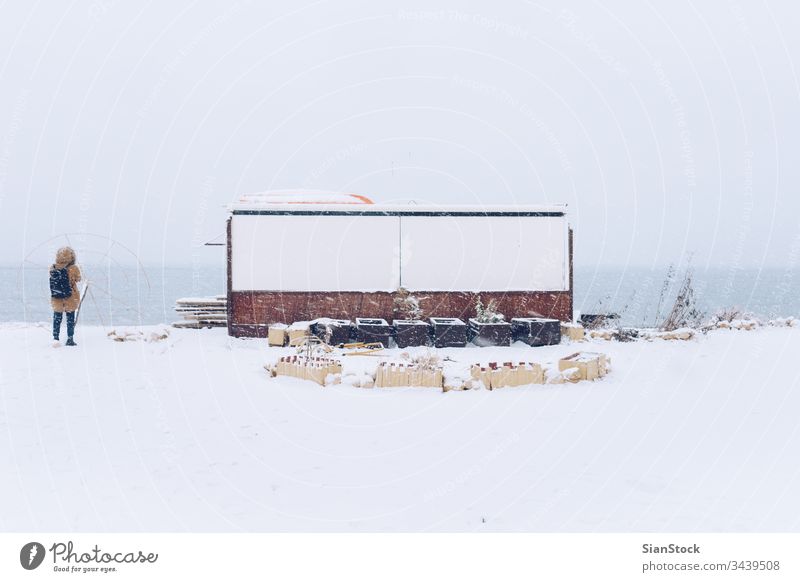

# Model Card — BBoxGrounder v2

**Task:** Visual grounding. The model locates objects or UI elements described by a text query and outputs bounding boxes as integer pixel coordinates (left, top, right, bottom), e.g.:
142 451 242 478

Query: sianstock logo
20 542 46 570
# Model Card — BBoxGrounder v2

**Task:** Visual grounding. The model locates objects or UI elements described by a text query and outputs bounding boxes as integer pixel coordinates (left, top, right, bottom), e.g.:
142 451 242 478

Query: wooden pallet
171 320 227 329
172 295 228 329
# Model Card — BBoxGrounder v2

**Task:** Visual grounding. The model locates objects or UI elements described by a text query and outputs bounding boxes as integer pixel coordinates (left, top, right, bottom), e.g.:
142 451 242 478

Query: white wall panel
232 213 568 292
400 215 567 291
232 214 400 291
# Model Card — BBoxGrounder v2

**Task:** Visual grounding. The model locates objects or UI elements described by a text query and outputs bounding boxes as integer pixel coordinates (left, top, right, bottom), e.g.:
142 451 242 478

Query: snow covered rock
729 319 759 331
589 329 615 340
443 370 480 392
769 316 798 327
341 372 375 389
641 328 695 341
107 325 171 343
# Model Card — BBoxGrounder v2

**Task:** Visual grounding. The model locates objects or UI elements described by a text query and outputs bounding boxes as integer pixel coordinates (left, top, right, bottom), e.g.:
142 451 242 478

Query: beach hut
225 191 573 338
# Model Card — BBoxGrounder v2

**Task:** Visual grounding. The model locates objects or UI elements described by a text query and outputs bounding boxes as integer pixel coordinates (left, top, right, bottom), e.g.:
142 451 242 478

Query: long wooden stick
342 342 386 356
74 281 89 327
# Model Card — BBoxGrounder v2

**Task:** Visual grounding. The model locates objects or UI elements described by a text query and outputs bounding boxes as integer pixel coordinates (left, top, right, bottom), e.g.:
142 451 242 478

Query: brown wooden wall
228 290 572 338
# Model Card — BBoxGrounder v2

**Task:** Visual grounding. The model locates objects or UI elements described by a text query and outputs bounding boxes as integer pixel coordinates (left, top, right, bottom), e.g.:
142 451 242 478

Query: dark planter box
311 319 352 346
393 320 430 348
511 318 561 347
468 319 512 347
430 317 468 348
355 318 393 347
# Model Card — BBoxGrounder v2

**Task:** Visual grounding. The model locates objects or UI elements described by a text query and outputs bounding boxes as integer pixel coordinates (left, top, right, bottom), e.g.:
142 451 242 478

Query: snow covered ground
1 323 798 532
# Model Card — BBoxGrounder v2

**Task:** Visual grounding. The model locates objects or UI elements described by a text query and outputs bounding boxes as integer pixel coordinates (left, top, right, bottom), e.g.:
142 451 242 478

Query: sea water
1 264 226 326
1 264 797 326
573 265 800 326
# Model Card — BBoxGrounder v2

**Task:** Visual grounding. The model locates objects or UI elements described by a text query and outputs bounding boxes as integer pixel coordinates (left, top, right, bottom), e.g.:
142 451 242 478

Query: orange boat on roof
237 190 374 205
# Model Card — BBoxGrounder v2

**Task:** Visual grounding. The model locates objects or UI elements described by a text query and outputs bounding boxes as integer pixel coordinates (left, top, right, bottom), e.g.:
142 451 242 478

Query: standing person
49 247 82 346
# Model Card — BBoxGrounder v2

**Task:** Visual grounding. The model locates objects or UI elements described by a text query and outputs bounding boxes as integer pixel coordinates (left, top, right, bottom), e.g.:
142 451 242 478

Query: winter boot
53 311 63 340
66 337 77 347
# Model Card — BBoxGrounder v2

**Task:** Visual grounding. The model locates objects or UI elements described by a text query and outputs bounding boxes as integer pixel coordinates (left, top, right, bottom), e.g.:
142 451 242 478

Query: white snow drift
0 323 798 532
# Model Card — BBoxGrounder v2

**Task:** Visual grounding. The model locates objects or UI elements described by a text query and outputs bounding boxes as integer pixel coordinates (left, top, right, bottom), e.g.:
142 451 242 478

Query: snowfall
1 322 798 532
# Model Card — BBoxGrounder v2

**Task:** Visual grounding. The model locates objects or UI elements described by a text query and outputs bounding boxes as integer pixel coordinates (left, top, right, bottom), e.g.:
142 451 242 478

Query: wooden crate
375 362 443 388
560 323 585 341
558 352 608 381
472 362 544 389
287 323 312 346
268 325 288 347
273 356 342 386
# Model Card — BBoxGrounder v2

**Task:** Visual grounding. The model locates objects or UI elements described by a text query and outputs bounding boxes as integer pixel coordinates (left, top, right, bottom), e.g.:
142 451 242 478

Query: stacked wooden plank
172 295 227 329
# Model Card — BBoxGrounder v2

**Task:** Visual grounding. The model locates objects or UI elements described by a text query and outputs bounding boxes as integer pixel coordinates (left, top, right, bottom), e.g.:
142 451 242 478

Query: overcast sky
0 0 798 269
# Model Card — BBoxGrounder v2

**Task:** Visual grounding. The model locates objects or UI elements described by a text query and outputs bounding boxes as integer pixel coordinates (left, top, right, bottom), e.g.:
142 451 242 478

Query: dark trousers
53 311 75 340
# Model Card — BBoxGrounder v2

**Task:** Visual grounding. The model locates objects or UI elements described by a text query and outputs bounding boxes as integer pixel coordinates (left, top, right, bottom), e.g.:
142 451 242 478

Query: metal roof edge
227 203 568 215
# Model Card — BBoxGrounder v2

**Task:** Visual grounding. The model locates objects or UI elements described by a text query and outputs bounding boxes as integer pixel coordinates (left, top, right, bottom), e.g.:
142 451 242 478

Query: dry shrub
401 350 442 371
660 267 704 331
